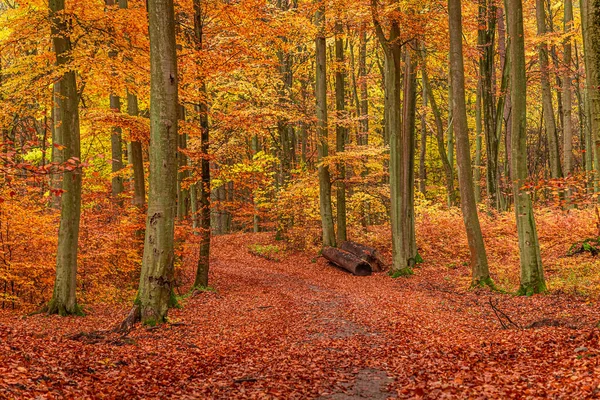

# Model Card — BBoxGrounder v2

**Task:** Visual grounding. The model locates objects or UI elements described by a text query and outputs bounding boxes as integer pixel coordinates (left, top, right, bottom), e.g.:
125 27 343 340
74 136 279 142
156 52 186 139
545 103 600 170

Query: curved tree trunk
448 0 491 287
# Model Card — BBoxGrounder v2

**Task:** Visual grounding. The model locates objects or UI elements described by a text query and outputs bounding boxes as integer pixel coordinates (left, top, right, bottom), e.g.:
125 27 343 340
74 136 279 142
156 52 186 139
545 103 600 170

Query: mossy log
340 241 386 272
322 247 372 276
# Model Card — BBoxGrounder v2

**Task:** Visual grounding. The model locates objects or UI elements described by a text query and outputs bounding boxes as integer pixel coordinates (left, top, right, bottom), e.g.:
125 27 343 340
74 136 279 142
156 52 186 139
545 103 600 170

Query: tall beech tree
581 0 600 191
193 0 211 289
508 0 546 295
448 0 491 287
335 17 347 244
315 3 336 248
124 0 179 327
372 0 417 274
47 0 83 316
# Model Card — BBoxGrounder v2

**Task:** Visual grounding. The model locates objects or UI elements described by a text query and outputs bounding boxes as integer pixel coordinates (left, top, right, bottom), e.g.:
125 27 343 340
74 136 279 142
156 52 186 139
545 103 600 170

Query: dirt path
1 233 599 398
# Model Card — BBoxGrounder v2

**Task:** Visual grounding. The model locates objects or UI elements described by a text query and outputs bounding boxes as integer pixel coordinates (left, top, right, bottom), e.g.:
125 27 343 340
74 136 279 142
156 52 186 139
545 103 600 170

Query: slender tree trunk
359 25 369 145
50 88 62 209
106 0 124 202
130 0 179 326
315 4 336 248
474 79 483 203
335 19 347 244
401 48 418 267
110 93 124 202
373 2 414 274
581 0 600 192
177 106 189 220
449 0 491 286
127 93 146 208
536 0 563 179
419 65 427 195
563 0 574 178
508 0 546 295
47 0 83 316
478 0 500 209
421 64 457 206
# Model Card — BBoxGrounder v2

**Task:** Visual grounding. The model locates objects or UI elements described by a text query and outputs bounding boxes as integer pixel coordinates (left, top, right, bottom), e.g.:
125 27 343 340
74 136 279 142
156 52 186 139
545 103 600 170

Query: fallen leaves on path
1 233 599 398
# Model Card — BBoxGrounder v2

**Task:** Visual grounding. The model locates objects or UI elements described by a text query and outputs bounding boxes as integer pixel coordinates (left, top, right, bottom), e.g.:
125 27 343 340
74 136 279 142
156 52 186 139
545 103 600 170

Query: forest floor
1 232 600 399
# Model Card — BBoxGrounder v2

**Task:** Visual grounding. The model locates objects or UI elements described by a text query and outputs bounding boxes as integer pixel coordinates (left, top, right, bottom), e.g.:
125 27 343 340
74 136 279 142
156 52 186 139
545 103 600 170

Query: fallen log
340 241 386 272
322 247 372 276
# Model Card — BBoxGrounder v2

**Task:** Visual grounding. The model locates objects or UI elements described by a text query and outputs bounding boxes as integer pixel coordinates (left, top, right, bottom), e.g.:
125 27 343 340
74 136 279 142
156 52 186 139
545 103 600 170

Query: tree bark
536 0 563 179
127 93 146 208
449 0 491 287
581 0 600 192
335 18 347 244
562 0 574 178
315 3 336 248
508 0 546 295
47 0 83 316
134 0 179 325
421 64 457 206
477 0 500 209
373 1 415 274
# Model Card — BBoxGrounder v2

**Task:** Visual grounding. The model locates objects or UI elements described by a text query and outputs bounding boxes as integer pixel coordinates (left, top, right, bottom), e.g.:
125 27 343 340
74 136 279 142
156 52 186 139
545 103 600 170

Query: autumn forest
1 0 600 397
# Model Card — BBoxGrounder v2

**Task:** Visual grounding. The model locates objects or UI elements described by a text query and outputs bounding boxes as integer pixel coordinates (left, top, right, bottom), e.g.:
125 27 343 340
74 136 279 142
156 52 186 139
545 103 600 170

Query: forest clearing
2 0 600 397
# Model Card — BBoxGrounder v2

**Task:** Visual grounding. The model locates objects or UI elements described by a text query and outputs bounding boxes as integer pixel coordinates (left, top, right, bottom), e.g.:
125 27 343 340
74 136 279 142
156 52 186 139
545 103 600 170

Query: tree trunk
177 106 189 220
110 93 124 202
419 64 427 196
478 0 500 209
47 0 83 316
335 19 347 244
133 0 179 325
474 79 483 202
106 0 124 203
127 93 146 208
581 0 600 192
562 0 574 179
315 4 336 248
508 0 546 295
358 25 369 145
421 64 457 206
449 0 491 287
322 247 372 276
401 48 418 268
536 0 563 179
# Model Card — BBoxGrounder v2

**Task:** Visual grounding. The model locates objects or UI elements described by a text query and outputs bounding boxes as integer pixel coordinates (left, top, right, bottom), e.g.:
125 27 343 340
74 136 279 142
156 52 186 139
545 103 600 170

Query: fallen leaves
0 233 599 398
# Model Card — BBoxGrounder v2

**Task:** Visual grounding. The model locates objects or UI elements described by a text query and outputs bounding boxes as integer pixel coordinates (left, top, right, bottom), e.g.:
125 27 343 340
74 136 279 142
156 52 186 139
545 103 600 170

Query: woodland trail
1 233 600 399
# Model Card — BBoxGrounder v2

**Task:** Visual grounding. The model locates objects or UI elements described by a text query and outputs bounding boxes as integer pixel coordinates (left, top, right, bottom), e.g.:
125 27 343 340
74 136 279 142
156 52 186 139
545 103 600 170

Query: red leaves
0 232 599 398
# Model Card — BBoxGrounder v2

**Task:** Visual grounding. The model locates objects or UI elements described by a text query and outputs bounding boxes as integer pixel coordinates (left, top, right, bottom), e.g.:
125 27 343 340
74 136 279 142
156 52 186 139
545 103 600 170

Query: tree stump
322 247 372 276
340 241 386 272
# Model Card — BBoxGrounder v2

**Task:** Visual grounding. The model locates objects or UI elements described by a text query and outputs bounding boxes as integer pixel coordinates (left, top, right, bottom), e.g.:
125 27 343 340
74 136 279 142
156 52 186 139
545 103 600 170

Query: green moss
168 290 181 309
143 318 157 327
516 281 547 296
389 267 414 278
415 253 424 264
191 285 216 294
470 277 498 291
